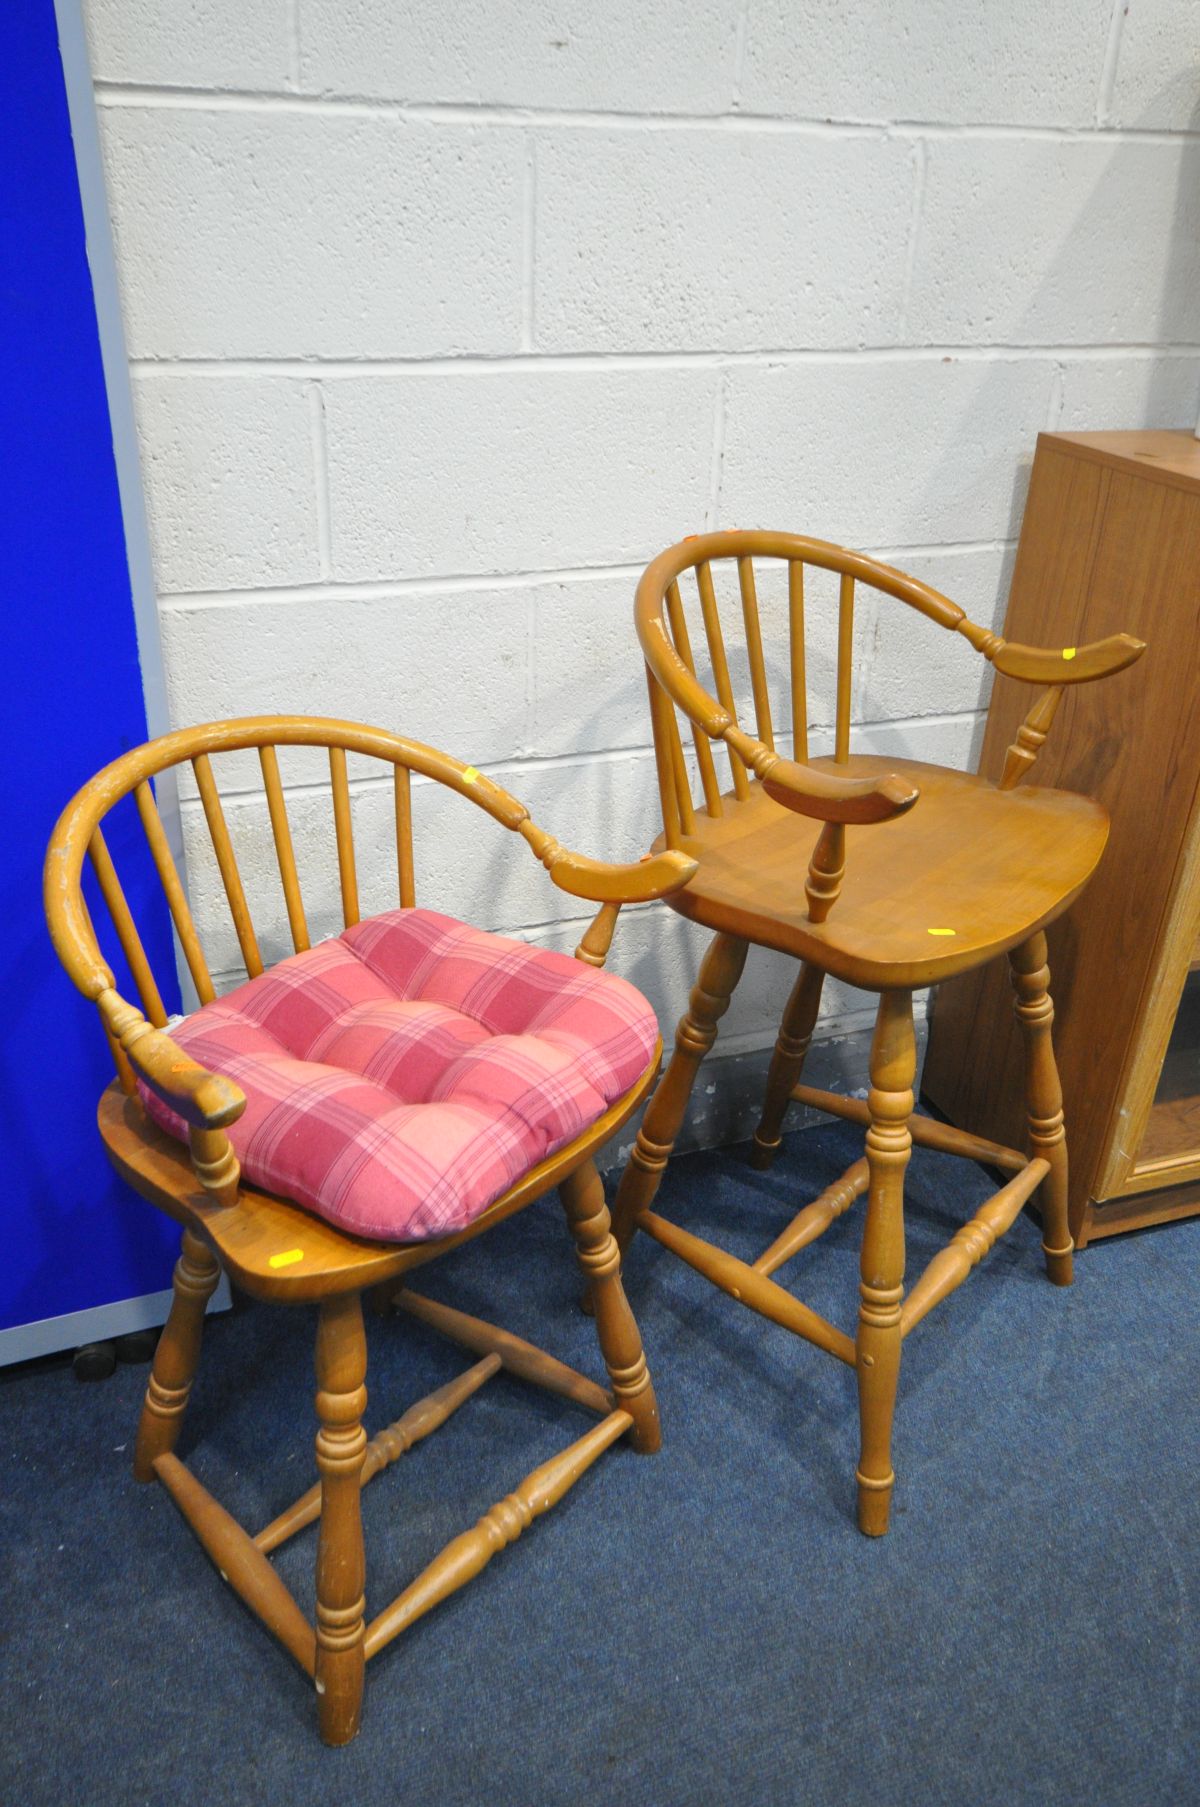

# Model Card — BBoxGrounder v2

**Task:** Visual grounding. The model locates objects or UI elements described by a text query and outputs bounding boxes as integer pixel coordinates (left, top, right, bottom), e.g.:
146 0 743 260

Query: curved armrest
989 632 1146 685
721 727 919 825
542 846 698 904
515 825 698 967
988 632 1145 789
757 752 919 826
96 988 246 1130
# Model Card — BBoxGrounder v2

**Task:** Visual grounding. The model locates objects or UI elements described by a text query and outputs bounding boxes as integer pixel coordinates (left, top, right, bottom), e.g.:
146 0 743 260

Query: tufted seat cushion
139 909 658 1244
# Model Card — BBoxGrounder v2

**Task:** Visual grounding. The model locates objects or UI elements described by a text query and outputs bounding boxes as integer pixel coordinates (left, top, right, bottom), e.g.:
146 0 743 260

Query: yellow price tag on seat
1062 647 1076 660
268 1248 304 1269
927 927 957 937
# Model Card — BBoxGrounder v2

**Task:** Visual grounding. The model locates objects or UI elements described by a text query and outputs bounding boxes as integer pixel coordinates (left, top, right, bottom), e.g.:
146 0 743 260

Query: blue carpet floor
2 1118 1197 1806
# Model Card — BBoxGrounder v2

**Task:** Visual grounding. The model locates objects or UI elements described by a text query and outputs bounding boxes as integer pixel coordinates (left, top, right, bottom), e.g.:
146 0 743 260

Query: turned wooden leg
750 962 825 1171
855 990 914 1538
611 932 749 1255
1009 932 1074 1287
314 1292 368 1747
560 1159 661 1454
133 1228 220 1483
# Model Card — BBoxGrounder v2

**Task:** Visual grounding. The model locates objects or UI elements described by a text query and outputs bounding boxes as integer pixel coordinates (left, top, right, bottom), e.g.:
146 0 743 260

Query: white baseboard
598 1017 930 1176
0 1275 232 1368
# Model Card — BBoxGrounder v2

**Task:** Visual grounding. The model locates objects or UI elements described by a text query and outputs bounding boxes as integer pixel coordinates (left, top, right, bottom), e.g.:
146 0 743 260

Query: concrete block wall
84 1 1200 1078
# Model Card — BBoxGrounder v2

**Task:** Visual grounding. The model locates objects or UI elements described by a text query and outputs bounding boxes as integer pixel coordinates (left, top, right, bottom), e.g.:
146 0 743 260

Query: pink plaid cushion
139 909 658 1243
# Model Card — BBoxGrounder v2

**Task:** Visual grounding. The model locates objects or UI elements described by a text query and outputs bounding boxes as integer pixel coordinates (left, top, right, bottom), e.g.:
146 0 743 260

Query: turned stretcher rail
900 1159 1050 1337
753 1159 869 1276
395 1288 612 1416
362 1408 632 1662
154 1453 316 1676
254 1356 502 1554
791 1084 1029 1173
637 1210 856 1365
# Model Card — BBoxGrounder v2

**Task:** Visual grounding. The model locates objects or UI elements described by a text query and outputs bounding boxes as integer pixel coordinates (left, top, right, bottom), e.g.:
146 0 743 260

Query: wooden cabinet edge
1092 779 1200 1200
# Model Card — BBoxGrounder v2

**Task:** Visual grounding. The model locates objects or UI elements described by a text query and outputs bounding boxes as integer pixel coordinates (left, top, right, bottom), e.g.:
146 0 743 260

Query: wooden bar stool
612 530 1145 1536
45 715 696 1744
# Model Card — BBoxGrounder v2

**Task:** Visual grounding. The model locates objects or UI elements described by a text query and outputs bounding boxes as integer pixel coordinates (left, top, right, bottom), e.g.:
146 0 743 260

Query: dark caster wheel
115 1328 160 1364
72 1341 118 1382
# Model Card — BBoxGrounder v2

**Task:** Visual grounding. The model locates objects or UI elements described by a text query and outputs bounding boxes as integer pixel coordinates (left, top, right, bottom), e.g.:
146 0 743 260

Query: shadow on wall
857 90 1200 746
182 84 1200 1060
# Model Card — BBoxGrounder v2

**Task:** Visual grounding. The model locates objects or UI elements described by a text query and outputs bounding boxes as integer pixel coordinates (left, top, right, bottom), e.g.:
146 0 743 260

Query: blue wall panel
0 0 183 1341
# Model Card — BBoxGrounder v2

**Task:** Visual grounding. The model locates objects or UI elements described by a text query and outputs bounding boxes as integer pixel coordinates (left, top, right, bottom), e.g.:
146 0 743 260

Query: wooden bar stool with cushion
45 715 696 1745
612 530 1145 1536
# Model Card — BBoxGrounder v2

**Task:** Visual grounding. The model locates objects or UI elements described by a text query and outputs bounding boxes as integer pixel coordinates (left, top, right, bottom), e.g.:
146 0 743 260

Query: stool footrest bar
900 1158 1050 1337
154 1453 316 1677
254 1356 502 1554
753 1158 869 1276
791 1084 1028 1173
394 1288 612 1416
362 1408 632 1661
637 1210 856 1366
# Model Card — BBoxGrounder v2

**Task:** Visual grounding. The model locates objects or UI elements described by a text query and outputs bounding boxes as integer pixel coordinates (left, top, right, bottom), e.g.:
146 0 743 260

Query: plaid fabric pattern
139 909 658 1243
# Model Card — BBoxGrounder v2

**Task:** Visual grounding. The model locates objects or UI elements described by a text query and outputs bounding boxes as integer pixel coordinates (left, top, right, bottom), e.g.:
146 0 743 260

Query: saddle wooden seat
97 1068 656 1304
655 754 1109 989
45 715 697 1745
613 529 1145 1536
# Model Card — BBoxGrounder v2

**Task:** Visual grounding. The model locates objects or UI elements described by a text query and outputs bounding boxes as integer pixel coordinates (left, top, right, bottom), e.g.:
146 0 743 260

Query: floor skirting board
0 1274 231 1367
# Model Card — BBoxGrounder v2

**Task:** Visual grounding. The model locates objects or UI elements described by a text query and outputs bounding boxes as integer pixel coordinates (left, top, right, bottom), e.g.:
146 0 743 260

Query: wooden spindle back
637 530 975 840
46 717 532 1085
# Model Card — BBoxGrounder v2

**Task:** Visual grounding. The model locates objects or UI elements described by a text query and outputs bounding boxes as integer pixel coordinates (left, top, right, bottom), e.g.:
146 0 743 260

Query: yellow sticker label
462 766 480 785
268 1248 304 1269
1062 646 1077 660
927 927 957 937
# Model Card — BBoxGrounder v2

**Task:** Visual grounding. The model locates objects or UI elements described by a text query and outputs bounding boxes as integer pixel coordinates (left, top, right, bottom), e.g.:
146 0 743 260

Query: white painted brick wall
717 358 1060 544
534 131 915 350
85 0 292 91
321 370 717 578
297 2 740 114
132 375 321 590
1103 0 1200 130
101 110 526 358
910 137 1200 344
739 1 1116 128
85 0 1200 1064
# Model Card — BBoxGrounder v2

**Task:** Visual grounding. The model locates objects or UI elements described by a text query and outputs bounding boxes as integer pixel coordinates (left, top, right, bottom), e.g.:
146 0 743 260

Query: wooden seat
658 755 1109 989
612 529 1145 1537
45 714 697 1745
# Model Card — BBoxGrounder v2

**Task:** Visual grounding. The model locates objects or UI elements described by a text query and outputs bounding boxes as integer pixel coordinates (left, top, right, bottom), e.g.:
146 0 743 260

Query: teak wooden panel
924 431 1200 1245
